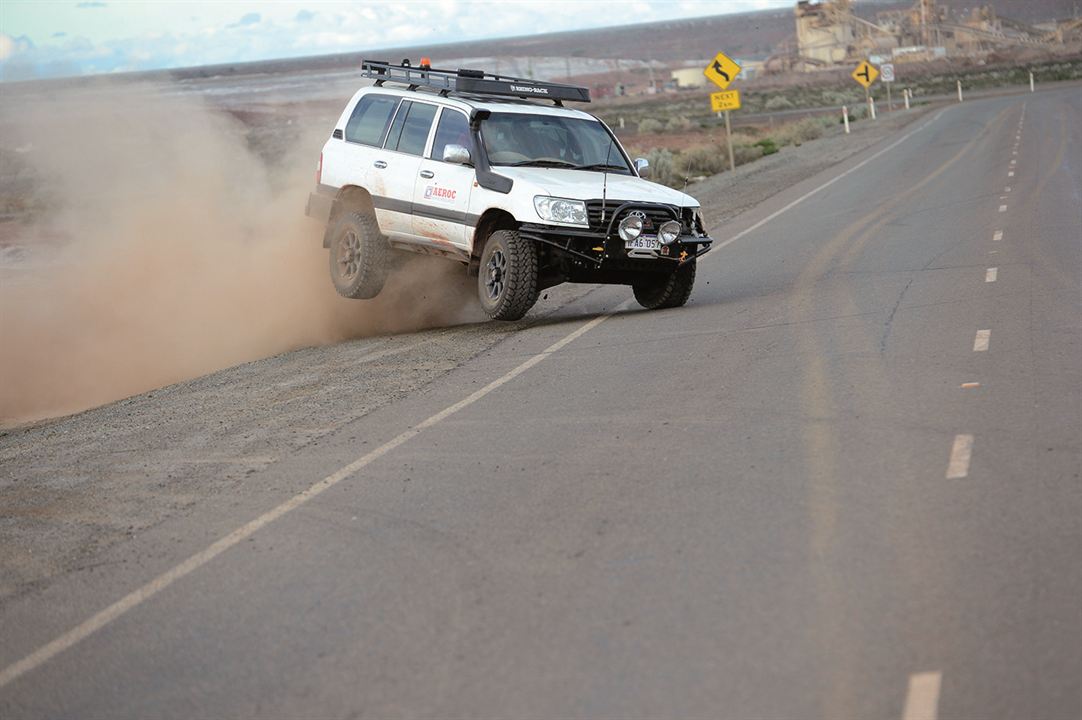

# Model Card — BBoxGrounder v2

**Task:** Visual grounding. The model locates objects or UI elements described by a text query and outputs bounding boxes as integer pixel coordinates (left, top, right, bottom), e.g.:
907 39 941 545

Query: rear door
376 100 439 237
332 93 400 220
411 107 476 251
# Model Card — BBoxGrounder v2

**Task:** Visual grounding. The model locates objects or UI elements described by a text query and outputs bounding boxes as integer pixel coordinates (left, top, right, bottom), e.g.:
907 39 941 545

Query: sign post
852 60 879 121
703 51 742 173
881 63 895 111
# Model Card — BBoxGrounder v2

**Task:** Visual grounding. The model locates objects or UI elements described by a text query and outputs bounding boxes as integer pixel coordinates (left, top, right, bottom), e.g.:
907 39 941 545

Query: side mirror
443 144 471 165
634 157 650 177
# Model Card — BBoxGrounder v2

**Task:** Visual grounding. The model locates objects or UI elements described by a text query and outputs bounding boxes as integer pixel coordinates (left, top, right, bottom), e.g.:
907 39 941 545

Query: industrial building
784 0 1082 71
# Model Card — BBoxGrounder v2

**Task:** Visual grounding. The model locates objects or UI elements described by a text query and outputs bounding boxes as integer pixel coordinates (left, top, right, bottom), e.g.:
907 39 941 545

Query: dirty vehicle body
306 60 713 320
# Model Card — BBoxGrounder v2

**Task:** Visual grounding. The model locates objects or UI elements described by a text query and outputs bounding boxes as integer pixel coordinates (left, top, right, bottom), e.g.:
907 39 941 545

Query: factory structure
777 0 1082 71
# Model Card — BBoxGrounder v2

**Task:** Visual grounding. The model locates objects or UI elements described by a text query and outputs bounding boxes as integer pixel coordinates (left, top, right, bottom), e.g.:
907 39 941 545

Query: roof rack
360 59 591 106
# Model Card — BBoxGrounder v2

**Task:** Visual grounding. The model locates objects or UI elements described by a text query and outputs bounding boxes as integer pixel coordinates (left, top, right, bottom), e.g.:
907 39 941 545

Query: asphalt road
2 86 1080 719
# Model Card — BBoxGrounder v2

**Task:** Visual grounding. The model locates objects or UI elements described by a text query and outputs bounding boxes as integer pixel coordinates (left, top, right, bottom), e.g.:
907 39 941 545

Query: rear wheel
478 229 538 321
633 260 696 310
328 211 389 299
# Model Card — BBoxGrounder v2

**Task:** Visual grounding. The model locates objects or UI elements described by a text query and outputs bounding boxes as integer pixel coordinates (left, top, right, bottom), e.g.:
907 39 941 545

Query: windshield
480 113 631 173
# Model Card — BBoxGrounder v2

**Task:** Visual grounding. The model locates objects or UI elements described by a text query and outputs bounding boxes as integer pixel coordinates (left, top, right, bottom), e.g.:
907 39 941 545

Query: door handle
373 160 387 169
419 170 435 179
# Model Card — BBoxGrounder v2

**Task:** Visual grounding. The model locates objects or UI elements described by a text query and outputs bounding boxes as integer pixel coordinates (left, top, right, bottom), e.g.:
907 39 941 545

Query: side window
344 95 399 146
383 100 411 151
430 109 473 162
394 102 438 157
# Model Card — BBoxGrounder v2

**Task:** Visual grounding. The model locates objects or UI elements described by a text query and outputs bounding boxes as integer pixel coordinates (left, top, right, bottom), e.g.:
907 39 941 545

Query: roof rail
361 59 591 106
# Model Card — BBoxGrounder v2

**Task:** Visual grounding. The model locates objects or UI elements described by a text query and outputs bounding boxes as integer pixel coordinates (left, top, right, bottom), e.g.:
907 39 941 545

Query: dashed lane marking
999 205 1008 212
0 300 634 689
961 382 980 389
974 329 991 352
993 230 1003 241
986 267 998 282
903 671 943 720
1008 171 1014 177
947 436 974 479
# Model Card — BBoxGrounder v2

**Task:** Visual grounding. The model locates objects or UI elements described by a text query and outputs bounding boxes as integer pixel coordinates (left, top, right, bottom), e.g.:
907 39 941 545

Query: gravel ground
0 97 940 608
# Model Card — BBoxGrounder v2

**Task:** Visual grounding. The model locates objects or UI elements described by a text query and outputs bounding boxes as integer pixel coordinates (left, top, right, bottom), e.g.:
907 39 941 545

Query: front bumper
518 222 712 269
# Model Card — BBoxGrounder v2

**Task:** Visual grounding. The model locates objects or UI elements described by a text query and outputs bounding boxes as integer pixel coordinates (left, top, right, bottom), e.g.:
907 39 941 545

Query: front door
411 107 476 251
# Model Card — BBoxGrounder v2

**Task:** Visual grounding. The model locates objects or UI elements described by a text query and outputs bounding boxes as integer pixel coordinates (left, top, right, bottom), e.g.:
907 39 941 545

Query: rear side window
344 94 399 146
394 102 438 156
430 109 473 162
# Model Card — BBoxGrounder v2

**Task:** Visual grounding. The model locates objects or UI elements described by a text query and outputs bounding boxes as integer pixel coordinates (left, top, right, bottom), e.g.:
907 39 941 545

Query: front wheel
477 229 539 321
633 261 696 310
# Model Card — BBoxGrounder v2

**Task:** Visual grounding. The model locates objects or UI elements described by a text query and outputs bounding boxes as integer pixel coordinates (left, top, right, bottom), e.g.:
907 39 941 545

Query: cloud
228 12 262 28
1 0 796 81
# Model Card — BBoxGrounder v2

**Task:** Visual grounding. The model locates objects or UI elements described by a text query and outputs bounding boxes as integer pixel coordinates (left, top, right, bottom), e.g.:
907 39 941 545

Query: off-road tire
328 211 389 300
478 229 539 321
632 260 696 310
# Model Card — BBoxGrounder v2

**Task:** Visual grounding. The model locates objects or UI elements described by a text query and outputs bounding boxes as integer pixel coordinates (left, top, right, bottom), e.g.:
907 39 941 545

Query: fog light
618 214 644 241
658 220 681 245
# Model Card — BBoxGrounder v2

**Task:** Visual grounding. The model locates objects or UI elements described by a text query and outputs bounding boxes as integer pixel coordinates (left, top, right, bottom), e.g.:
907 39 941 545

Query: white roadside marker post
957 80 964 102
904 88 911 110
1030 71 1035 92
842 105 850 134
869 96 877 120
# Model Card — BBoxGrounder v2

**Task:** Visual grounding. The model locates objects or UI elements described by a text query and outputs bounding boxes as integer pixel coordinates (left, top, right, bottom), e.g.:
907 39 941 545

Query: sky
0 0 795 81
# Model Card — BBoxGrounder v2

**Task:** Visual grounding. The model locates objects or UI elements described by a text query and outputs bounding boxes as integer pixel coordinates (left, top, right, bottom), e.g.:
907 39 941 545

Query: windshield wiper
506 159 579 168
574 163 629 172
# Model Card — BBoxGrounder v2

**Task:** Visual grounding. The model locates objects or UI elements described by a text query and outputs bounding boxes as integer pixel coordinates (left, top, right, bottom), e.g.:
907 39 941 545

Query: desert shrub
764 95 794 111
734 143 765 165
775 117 825 147
822 89 861 106
644 147 678 187
666 115 693 132
754 138 778 156
680 145 727 176
637 117 664 134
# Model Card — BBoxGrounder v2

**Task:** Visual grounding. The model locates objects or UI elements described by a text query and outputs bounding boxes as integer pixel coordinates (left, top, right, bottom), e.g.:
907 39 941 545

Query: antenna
601 135 614 227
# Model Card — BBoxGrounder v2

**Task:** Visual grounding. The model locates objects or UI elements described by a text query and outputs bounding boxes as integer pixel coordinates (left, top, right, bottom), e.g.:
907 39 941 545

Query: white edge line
0 301 632 689
706 110 945 254
903 671 943 720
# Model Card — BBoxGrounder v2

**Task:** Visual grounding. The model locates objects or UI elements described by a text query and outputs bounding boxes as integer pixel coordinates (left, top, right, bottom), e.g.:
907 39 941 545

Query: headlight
534 196 588 226
658 220 681 244
618 214 644 241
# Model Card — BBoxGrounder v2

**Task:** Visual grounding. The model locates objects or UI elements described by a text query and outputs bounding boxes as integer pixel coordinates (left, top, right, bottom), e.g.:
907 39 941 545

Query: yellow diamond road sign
852 60 879 89
704 51 742 91
710 90 741 113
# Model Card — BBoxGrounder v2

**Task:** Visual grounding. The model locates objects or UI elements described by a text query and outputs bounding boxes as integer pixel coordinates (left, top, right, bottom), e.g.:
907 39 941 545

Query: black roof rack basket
361 60 591 105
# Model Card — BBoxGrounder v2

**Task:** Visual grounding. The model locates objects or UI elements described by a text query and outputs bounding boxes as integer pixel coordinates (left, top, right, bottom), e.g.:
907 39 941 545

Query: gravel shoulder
0 99 939 608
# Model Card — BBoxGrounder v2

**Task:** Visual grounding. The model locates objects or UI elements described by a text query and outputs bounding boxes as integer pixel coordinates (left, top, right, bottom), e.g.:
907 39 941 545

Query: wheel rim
337 230 361 280
484 248 507 300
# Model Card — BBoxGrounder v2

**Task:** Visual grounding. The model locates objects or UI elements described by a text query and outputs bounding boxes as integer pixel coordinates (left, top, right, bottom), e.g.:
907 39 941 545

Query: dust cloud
0 81 482 426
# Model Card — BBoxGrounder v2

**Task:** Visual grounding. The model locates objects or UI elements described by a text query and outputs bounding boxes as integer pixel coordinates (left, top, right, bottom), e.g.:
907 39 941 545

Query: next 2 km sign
703 51 742 91
710 89 741 112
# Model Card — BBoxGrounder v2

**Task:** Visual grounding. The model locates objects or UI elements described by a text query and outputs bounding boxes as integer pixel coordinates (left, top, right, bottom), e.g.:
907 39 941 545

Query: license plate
625 235 661 250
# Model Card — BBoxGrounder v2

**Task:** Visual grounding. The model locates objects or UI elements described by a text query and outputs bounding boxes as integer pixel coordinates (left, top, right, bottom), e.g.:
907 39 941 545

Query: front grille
585 200 679 234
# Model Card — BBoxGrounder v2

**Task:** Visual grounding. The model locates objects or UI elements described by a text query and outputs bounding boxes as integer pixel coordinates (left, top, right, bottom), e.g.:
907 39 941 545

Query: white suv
306 60 713 320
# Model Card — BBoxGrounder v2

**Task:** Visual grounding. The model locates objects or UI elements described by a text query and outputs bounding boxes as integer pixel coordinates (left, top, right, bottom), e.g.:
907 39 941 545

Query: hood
494 167 700 208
